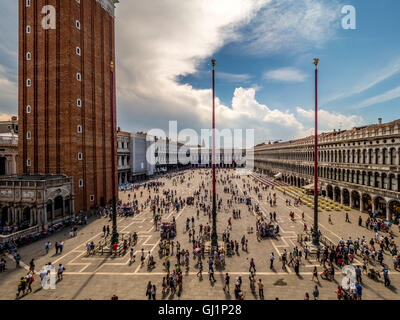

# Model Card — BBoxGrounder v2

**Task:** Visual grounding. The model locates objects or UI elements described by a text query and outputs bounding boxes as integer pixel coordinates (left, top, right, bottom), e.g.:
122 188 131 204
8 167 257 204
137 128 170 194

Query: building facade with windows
189 147 247 168
0 117 19 177
0 174 74 238
18 0 119 212
253 118 400 221
117 130 131 185
130 132 155 181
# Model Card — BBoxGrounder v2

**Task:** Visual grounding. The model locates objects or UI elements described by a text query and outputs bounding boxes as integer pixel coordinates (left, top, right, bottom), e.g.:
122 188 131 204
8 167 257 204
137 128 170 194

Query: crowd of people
2 168 400 300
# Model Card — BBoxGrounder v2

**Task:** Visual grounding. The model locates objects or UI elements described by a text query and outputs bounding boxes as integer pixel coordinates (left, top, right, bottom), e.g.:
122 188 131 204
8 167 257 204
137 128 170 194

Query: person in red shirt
336 286 343 300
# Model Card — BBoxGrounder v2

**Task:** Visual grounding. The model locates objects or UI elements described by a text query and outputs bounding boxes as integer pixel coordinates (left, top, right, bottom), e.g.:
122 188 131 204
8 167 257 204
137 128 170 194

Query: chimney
378 118 382 125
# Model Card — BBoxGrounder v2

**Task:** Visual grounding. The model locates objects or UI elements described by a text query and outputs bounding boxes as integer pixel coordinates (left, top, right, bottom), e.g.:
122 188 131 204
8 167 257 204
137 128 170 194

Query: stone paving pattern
0 169 399 300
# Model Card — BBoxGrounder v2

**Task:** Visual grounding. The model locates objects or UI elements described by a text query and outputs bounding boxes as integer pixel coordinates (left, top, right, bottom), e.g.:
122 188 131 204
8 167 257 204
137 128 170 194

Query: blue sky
0 0 399 145
180 0 400 133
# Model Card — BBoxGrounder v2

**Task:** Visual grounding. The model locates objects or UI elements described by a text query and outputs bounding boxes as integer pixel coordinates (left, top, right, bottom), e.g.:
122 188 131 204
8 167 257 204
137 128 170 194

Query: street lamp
110 61 119 245
312 58 319 246
211 59 218 252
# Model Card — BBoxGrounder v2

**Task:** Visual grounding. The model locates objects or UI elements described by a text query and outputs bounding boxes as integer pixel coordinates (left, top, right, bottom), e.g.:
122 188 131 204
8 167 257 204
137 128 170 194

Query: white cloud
0 64 17 118
240 0 341 55
354 85 400 109
264 67 307 82
217 72 252 83
322 58 400 105
296 107 364 130
114 0 343 146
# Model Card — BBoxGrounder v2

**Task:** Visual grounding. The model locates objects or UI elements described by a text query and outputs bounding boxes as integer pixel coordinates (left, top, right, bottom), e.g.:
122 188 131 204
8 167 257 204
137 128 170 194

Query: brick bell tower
18 0 119 213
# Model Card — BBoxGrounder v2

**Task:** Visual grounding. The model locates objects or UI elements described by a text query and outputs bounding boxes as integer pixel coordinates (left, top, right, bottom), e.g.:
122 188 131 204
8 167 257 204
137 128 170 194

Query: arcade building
254 118 400 222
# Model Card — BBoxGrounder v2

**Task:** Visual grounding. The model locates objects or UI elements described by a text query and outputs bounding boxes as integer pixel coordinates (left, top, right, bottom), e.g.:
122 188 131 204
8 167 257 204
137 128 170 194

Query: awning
274 172 282 179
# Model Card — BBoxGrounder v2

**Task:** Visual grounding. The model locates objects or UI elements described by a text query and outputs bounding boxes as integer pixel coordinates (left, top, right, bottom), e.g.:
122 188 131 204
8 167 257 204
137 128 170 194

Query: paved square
1 169 399 300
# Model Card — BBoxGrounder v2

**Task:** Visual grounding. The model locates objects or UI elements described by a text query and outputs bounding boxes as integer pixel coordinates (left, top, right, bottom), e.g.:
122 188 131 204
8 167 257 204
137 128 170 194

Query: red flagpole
211 59 218 251
313 58 319 246
110 61 118 245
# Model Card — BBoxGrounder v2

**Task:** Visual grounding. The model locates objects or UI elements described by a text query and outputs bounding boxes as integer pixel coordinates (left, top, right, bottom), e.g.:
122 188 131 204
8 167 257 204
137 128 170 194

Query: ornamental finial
211 59 216 68
110 61 114 69
313 58 319 69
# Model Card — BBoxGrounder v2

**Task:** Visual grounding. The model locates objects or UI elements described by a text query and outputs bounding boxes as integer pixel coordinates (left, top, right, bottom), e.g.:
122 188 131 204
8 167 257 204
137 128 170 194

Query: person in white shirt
269 252 275 269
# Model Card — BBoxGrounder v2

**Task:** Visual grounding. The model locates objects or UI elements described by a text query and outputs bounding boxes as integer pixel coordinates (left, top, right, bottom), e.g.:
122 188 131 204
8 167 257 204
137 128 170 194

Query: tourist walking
29 259 35 274
57 264 65 280
16 277 26 298
14 254 21 268
146 281 152 300
151 285 157 300
269 252 275 269
45 242 51 255
312 266 319 282
223 273 230 293
257 279 264 299
312 285 319 300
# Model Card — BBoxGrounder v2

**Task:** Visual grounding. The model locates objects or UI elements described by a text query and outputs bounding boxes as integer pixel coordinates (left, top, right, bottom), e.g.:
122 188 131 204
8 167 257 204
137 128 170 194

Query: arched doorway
54 196 63 218
389 201 400 223
327 185 333 200
342 189 350 206
374 197 387 218
21 207 30 229
351 191 360 210
1 206 8 226
0 157 5 175
334 187 341 203
362 194 372 213
64 197 71 217
47 200 53 222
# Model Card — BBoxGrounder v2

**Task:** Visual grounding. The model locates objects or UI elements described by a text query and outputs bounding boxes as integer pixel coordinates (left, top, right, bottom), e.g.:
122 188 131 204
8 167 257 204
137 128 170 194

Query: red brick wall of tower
18 0 118 212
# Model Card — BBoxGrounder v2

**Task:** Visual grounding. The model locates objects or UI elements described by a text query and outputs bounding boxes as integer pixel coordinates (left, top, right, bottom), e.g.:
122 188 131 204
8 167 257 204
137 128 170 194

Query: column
11 207 15 225
51 202 55 221
37 208 41 226
12 155 17 175
43 207 48 228
29 208 33 226
387 205 391 221
71 198 75 217
62 198 66 217
7 207 11 226
340 190 344 205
